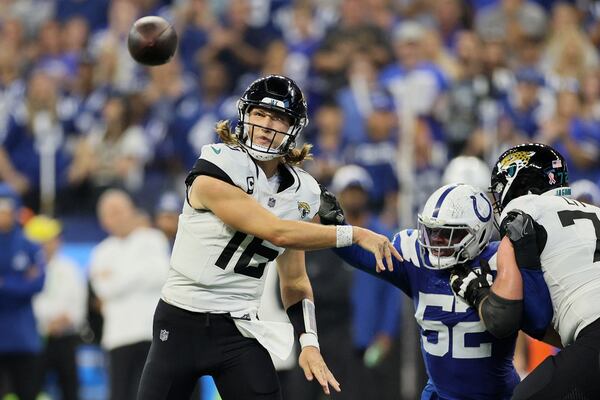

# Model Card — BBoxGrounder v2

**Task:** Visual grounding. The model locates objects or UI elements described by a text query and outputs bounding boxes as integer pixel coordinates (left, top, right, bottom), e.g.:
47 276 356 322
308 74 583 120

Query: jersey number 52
415 292 492 359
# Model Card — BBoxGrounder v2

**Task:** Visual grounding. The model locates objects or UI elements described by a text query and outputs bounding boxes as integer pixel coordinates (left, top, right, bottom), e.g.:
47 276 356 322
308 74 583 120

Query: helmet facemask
417 184 494 270
234 75 309 162
236 104 306 161
489 161 526 229
418 217 480 269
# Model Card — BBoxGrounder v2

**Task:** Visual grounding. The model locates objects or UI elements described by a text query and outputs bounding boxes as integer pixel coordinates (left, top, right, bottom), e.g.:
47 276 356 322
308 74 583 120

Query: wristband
299 332 320 349
287 298 318 338
336 225 353 248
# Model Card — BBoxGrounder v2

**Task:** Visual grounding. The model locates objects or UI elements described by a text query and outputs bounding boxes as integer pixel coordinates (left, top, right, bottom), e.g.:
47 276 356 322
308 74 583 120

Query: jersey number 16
215 232 279 278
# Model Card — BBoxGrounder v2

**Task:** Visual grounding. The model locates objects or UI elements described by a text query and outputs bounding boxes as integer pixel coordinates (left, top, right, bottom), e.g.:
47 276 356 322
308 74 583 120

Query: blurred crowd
2 0 600 399
0 0 598 222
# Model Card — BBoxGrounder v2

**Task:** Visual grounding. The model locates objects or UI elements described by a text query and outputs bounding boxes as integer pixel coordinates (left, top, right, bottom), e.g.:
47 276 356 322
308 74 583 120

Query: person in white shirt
89 189 170 400
26 215 87 400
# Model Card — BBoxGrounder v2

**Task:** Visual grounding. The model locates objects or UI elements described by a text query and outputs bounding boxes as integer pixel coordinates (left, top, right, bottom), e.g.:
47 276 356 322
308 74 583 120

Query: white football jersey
162 143 321 314
501 194 600 345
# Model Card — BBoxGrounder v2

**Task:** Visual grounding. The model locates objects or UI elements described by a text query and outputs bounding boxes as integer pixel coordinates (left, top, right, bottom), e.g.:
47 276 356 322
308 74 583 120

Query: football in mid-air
127 16 178 66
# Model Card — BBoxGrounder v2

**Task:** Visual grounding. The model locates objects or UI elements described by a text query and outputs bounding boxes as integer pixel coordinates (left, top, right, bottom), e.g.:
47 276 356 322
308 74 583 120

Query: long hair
215 120 312 165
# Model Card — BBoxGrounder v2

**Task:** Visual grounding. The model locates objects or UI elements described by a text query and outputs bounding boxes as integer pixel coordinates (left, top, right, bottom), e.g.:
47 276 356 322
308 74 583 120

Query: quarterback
136 75 399 400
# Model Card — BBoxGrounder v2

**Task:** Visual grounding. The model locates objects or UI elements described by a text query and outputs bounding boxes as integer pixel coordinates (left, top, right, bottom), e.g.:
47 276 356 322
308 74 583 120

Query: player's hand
450 259 493 309
500 210 545 270
353 227 402 272
299 346 341 395
318 184 346 225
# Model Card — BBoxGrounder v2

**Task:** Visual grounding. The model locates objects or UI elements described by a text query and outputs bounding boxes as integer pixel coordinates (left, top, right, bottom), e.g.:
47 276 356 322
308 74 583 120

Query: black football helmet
490 143 571 214
236 75 308 161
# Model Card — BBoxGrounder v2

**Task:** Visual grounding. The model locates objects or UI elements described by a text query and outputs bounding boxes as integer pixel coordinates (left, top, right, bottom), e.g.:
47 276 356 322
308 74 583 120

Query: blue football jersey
333 228 553 400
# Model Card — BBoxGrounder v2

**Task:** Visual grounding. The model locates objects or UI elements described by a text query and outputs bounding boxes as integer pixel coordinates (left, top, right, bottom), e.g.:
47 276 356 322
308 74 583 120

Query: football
127 16 178 66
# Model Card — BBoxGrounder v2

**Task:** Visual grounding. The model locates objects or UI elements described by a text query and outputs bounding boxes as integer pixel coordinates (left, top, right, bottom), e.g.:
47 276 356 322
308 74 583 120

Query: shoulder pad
500 195 539 223
396 229 421 267
192 143 256 193
500 209 548 254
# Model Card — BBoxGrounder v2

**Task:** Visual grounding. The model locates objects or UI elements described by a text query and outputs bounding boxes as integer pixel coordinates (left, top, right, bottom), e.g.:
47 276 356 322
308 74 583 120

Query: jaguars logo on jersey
297 201 311 219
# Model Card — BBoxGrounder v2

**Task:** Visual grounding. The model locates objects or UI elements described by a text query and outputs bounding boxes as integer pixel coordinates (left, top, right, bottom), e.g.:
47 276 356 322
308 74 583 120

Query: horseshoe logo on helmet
471 193 492 222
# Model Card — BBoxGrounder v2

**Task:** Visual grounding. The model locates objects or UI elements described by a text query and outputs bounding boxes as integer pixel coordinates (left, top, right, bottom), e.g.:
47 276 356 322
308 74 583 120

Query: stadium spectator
69 92 149 200
275 0 323 89
382 20 448 144
36 19 75 83
89 189 170 400
331 165 402 400
539 85 600 181
579 68 600 121
344 89 399 224
90 0 141 92
67 53 111 136
199 0 277 92
542 3 598 83
0 183 45 400
26 215 87 400
142 56 195 169
570 179 600 206
422 28 461 81
0 0 54 39
174 0 214 76
429 0 471 51
337 50 384 144
499 68 549 140
303 100 346 186
169 59 231 171
0 70 75 213
442 31 486 156
313 0 391 94
0 44 25 135
54 0 110 32
152 191 181 247
61 16 91 65
474 0 547 48
479 35 512 100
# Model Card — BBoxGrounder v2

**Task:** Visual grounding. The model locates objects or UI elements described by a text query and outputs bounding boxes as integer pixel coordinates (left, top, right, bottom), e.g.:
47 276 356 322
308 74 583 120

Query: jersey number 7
215 232 279 278
558 208 600 263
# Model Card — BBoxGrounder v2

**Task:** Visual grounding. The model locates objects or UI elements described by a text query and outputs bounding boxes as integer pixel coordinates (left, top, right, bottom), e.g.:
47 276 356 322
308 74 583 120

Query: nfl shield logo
159 329 169 342
268 197 276 207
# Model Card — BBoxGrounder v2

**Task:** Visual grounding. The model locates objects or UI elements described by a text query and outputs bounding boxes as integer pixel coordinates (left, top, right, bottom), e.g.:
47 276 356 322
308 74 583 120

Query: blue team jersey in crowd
334 229 553 400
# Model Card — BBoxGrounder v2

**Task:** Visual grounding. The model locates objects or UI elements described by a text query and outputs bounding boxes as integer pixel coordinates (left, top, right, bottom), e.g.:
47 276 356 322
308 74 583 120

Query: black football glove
450 259 494 309
500 210 546 270
318 184 346 225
